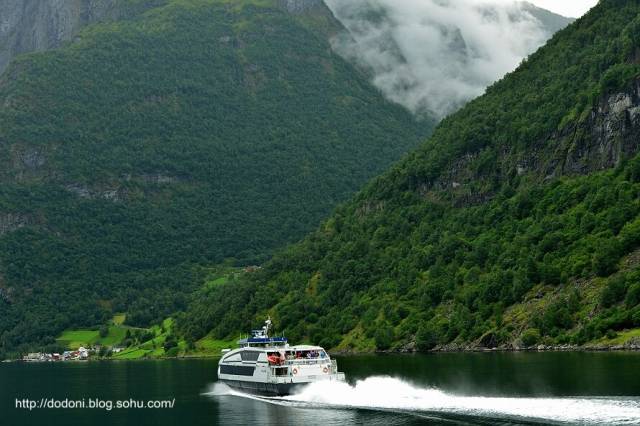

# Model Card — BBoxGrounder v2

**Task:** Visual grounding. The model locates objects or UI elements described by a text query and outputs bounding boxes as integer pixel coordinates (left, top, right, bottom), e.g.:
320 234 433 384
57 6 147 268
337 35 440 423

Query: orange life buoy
322 367 328 374
292 368 298 375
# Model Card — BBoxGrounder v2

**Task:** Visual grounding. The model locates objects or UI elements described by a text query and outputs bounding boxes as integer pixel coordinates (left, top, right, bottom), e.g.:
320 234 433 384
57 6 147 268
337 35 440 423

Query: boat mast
262 316 272 338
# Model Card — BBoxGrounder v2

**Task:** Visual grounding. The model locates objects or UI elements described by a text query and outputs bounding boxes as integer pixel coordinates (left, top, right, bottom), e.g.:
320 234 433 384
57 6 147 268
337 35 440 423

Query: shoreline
333 342 640 355
5 344 640 363
429 341 640 353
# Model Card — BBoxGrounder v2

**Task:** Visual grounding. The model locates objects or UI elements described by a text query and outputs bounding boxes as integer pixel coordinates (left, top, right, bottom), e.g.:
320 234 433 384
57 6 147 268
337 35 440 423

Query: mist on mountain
325 0 572 118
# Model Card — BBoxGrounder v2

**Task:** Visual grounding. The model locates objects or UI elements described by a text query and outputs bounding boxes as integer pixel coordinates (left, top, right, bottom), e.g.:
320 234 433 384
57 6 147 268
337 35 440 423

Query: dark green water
2 352 640 425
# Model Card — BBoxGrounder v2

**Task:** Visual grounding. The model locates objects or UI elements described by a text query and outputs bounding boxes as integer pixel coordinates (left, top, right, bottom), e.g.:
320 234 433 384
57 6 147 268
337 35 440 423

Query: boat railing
267 358 329 367
266 359 340 380
283 358 328 366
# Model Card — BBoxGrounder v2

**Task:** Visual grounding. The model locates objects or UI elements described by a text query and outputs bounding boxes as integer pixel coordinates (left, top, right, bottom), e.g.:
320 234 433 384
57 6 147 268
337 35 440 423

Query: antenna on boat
263 316 272 338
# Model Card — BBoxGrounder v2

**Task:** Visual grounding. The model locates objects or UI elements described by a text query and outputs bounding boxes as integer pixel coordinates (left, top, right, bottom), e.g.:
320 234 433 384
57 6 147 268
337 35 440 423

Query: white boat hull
220 373 345 396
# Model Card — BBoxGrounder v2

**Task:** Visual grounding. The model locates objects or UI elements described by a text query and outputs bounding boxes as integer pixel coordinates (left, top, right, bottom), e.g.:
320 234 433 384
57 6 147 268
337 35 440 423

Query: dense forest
178 0 640 351
0 0 430 358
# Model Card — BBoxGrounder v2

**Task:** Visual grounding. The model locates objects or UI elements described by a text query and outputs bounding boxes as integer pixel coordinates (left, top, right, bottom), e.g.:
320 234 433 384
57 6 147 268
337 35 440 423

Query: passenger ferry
217 318 346 396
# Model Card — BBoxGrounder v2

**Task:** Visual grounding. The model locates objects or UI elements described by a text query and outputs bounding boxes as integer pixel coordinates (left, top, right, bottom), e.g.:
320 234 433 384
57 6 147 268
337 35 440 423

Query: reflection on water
3 353 640 425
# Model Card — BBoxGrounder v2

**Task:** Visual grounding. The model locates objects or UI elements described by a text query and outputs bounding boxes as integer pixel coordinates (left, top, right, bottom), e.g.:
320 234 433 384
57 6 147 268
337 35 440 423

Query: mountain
0 1 574 115
0 0 429 356
181 0 640 352
0 0 171 76
519 2 575 33
323 0 574 118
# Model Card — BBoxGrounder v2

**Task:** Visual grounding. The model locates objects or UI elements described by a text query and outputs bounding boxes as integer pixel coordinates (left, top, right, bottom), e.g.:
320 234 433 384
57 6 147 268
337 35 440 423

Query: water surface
2 352 640 425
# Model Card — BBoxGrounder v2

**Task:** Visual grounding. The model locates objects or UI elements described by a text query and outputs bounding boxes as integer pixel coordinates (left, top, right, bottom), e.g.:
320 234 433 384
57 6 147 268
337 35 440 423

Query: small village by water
20 345 125 363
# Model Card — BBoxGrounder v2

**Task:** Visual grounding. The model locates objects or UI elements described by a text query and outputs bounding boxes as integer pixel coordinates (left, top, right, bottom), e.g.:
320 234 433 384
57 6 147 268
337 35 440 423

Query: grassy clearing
56 315 136 349
56 325 131 349
111 329 235 359
592 328 640 346
194 335 236 355
57 313 236 359
206 276 229 287
113 349 148 360
200 266 248 290
111 317 174 359
99 326 128 345
56 330 100 349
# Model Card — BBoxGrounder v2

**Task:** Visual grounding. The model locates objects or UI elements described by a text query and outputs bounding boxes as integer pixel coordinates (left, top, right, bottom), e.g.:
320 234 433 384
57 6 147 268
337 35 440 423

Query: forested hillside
180 0 640 351
0 0 428 357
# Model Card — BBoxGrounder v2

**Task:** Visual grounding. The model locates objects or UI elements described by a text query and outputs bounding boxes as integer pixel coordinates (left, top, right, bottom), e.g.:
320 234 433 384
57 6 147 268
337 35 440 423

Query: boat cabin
217 317 346 396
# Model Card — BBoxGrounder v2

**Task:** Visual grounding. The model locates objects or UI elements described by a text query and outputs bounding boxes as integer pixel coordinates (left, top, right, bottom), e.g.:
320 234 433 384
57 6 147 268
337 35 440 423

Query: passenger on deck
267 353 280 365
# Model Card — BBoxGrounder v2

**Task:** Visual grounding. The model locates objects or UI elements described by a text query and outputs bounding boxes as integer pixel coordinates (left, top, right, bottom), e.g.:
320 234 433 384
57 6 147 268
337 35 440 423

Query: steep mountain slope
0 0 574 113
0 0 427 356
519 2 575 32
0 0 170 75
181 0 640 351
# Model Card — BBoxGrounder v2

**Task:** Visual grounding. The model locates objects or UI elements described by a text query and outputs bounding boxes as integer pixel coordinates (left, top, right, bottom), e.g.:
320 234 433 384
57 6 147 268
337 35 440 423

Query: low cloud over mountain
325 0 572 118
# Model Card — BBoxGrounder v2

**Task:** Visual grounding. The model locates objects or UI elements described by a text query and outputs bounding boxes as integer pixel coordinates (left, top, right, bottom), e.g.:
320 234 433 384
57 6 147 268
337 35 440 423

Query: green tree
415 323 439 351
99 326 109 339
374 325 394 350
521 329 541 347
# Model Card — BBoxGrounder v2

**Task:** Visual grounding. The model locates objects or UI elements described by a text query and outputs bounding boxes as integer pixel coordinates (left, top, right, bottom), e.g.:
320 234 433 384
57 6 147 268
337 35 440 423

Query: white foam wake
272 377 640 425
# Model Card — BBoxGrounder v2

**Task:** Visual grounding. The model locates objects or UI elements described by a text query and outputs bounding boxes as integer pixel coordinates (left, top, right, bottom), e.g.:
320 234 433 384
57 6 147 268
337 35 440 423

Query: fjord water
2 353 640 425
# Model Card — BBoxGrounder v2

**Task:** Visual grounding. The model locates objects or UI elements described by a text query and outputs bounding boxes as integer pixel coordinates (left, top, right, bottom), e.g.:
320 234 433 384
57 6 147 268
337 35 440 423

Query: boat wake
205 377 640 425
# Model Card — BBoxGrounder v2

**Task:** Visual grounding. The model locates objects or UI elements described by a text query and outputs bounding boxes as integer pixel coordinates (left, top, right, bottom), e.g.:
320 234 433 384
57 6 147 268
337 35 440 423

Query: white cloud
526 0 598 18
325 0 555 118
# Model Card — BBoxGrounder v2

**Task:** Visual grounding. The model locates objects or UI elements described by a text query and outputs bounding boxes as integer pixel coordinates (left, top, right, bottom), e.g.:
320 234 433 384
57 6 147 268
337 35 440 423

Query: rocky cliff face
0 0 123 75
553 82 640 176
0 212 30 236
517 80 640 181
430 78 640 204
277 0 324 15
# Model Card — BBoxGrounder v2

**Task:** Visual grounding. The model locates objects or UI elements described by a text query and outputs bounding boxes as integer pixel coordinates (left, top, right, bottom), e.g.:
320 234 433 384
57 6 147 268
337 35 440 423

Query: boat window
274 367 288 376
240 351 260 362
219 365 255 376
222 352 241 362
